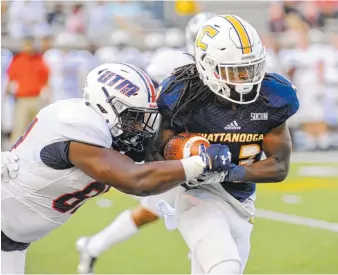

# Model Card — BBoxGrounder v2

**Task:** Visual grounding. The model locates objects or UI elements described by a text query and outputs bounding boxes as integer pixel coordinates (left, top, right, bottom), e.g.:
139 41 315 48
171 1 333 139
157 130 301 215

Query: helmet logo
98 70 139 97
196 25 219 51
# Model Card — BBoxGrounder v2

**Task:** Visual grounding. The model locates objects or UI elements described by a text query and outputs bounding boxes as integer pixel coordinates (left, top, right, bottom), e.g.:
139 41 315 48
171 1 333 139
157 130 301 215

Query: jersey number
11 117 38 150
196 25 219 51
239 144 261 166
52 181 110 214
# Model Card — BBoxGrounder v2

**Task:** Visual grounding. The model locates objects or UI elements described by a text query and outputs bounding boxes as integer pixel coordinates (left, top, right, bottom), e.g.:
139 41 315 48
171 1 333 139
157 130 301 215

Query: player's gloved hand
185 171 228 187
1 151 19 183
199 144 232 173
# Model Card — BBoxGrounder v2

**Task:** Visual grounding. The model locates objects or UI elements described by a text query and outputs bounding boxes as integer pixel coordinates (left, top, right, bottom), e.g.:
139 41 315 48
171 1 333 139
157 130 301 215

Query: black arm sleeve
40 141 74 170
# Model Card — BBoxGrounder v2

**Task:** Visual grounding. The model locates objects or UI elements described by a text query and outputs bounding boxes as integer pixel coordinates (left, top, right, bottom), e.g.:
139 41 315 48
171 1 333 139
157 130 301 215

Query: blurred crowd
1 0 165 40
1 0 338 152
266 1 338 151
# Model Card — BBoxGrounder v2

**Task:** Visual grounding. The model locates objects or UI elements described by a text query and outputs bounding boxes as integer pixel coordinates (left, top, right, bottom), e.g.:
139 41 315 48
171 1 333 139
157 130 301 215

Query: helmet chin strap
235 84 253 94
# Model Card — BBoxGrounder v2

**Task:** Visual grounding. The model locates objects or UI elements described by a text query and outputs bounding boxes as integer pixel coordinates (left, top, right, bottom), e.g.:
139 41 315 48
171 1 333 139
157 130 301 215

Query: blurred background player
75 12 217 274
43 32 99 103
146 13 216 83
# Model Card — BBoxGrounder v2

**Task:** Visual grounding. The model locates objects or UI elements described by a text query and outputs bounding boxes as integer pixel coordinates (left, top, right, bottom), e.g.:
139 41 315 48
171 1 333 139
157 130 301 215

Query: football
163 132 210 160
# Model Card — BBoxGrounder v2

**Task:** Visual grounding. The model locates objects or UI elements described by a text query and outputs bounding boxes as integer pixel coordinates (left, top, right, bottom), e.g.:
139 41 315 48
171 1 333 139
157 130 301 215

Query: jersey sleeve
156 76 181 118
263 73 300 130
59 107 112 148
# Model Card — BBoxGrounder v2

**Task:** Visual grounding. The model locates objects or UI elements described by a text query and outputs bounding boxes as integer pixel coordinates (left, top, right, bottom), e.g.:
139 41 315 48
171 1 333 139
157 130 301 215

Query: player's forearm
125 157 205 196
243 157 290 183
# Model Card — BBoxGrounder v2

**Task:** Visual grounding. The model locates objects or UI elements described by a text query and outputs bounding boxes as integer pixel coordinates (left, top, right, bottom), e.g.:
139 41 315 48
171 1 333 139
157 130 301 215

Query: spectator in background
1 1 8 35
43 32 96 103
40 35 53 54
300 2 325 29
110 0 143 35
319 33 338 146
87 0 112 40
262 34 286 76
287 32 328 150
268 2 287 33
283 0 300 15
47 3 66 28
7 0 46 39
5 37 50 144
316 0 338 20
66 4 85 34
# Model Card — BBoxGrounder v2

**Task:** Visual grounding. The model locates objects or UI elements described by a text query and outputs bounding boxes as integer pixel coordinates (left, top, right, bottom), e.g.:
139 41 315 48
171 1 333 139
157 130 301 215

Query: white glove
157 200 178 231
185 171 228 187
1 151 19 183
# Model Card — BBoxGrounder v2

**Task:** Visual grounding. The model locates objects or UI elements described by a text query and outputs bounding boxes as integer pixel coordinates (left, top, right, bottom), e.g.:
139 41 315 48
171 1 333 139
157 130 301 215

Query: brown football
164 132 210 160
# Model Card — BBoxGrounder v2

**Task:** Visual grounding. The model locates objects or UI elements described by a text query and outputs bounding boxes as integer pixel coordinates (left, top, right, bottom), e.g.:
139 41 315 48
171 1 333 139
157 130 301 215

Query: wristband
226 164 246 182
180 156 206 181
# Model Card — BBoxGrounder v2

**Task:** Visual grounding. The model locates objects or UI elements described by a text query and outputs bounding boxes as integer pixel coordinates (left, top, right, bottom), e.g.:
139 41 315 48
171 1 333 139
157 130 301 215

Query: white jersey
285 45 323 123
146 47 193 83
1 99 112 243
265 49 286 76
321 45 338 86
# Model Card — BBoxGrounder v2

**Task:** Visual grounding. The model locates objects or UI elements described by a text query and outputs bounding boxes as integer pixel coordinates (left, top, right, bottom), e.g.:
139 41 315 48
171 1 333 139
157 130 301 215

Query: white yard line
255 209 338 232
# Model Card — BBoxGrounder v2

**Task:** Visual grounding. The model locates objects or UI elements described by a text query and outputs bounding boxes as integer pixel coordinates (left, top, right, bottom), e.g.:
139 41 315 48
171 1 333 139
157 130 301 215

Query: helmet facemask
104 91 159 153
199 54 266 105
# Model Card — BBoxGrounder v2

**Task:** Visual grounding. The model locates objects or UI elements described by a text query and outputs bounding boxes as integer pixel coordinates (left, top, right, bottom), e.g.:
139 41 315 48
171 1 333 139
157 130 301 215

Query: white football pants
132 187 181 217
175 188 254 274
1 249 26 274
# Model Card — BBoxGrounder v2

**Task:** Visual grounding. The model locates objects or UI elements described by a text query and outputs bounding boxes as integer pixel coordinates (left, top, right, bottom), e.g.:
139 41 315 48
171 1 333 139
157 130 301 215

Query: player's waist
1 194 68 243
182 181 255 202
1 231 30 252
196 183 256 217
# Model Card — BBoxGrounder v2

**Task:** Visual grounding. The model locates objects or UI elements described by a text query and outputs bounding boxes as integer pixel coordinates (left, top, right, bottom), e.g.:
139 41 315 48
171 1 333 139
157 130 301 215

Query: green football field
26 162 338 274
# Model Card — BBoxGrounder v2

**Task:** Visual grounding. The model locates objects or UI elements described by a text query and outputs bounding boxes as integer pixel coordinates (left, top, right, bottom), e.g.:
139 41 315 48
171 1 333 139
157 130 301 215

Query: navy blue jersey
157 73 299 201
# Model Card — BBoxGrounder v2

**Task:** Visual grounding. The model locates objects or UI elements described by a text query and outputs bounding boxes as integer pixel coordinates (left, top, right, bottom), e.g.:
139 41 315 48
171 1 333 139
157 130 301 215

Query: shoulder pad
157 76 184 115
262 73 299 116
58 101 112 148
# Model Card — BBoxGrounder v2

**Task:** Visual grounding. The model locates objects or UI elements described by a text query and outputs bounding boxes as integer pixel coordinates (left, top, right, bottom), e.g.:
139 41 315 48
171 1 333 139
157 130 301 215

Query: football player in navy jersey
146 15 299 275
74 15 298 274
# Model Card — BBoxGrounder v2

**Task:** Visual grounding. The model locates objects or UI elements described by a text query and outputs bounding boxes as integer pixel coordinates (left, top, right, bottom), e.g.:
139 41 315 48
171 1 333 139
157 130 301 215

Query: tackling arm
242 122 292 183
69 141 189 197
68 138 210 196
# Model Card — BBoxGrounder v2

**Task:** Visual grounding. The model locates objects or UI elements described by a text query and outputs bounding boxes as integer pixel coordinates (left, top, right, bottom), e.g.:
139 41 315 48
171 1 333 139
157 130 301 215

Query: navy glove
199 144 232 173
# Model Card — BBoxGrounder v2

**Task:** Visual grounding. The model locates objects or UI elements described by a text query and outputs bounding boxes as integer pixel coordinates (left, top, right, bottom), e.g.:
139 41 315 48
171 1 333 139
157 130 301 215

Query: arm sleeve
157 76 180 118
40 141 74 169
266 75 300 130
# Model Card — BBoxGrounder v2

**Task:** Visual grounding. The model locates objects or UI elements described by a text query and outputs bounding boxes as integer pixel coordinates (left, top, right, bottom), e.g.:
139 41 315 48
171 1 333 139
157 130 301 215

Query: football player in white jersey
68 13 217 274
0 62 232 274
